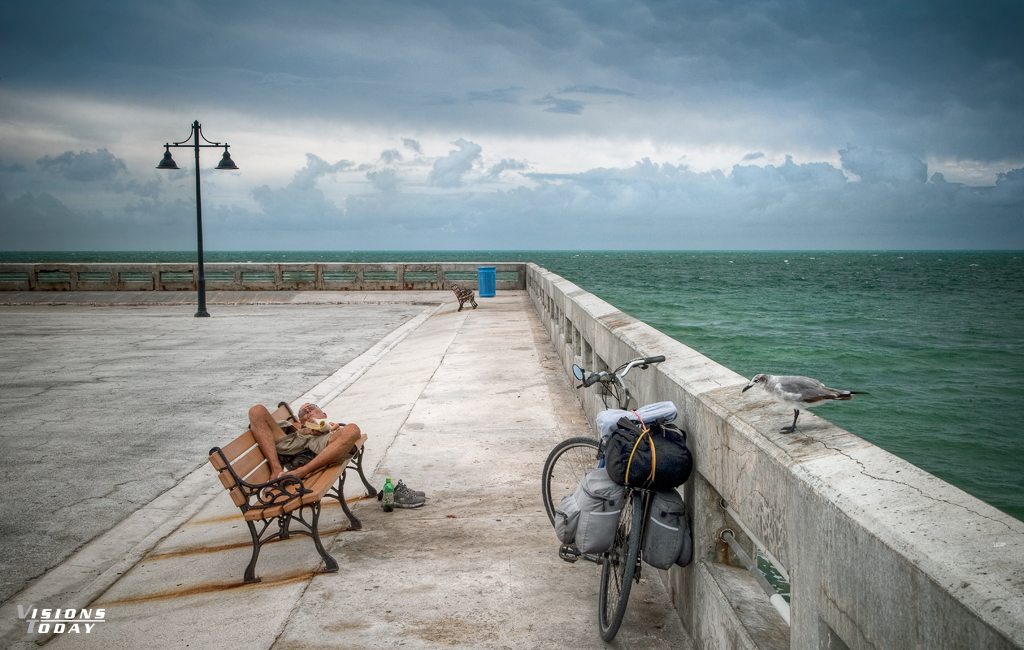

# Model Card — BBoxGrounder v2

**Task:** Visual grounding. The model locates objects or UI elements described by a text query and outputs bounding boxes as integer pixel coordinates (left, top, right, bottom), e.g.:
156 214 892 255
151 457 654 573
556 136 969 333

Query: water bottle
382 478 395 512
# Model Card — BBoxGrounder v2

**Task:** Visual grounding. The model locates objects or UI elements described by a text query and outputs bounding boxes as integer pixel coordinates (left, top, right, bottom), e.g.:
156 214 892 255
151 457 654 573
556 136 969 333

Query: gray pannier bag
642 488 693 570
573 467 626 554
554 492 581 544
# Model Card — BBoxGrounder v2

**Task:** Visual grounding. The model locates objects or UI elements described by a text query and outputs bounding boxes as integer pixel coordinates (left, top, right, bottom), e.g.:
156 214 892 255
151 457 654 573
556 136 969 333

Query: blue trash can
477 266 496 297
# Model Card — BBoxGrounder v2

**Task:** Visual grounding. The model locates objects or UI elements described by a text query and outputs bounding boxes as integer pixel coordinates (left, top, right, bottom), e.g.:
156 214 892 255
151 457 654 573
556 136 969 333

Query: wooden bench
451 284 478 311
208 402 377 584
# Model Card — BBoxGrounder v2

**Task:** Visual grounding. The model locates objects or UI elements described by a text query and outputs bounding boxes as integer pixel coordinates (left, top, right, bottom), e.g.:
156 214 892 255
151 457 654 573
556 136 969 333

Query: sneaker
393 482 426 508
396 480 425 498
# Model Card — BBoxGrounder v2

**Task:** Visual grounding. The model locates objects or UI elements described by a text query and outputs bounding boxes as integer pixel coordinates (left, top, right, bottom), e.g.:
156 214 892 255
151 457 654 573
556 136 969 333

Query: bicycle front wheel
598 490 643 641
541 436 602 527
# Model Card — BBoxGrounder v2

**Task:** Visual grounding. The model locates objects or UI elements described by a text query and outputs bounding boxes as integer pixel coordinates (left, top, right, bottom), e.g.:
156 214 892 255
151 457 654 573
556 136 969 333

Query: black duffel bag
605 416 692 490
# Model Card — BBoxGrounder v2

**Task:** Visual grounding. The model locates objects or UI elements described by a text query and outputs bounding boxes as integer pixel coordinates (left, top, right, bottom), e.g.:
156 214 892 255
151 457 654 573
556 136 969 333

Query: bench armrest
209 446 312 510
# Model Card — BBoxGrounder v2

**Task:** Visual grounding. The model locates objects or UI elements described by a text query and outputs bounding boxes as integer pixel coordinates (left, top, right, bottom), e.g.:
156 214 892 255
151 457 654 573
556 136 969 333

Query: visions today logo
17 605 105 634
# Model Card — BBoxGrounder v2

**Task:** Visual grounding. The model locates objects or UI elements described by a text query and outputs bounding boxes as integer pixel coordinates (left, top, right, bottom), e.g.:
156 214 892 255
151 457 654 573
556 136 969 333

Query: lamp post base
195 309 210 318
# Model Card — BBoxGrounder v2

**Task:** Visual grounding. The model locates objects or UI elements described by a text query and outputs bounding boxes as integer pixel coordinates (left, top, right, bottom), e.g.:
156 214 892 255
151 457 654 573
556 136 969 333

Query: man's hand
298 422 339 436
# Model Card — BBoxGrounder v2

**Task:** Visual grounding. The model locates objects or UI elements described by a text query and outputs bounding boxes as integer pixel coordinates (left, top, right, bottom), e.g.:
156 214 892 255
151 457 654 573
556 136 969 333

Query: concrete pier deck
0 291 691 649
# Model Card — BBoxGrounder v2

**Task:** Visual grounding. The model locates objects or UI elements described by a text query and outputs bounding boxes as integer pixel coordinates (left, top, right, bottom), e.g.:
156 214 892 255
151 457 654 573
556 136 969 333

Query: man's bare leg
284 423 361 481
248 404 287 479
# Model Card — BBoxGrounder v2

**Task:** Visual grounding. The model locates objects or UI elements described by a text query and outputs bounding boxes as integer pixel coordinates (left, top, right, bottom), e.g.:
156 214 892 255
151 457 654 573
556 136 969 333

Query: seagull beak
742 382 753 393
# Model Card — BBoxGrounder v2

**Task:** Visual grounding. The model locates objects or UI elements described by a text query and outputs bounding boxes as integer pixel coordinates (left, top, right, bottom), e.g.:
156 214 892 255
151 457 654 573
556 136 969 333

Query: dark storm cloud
0 190 197 250
839 145 928 184
467 87 522 104
106 178 164 198
37 149 127 182
0 160 27 174
4 0 1018 159
0 192 78 234
535 94 585 115
557 85 632 96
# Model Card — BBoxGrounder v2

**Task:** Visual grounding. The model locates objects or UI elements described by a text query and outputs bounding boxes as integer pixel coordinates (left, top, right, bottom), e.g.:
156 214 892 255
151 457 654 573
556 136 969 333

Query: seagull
742 374 866 434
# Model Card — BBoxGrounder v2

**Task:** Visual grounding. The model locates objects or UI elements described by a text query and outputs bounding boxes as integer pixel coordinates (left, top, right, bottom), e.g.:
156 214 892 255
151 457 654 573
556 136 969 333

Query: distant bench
207 402 376 583
451 284 478 311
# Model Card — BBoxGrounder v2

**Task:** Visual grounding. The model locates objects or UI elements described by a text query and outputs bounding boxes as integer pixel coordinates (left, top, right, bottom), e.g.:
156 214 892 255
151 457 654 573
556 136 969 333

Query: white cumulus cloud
428 139 482 188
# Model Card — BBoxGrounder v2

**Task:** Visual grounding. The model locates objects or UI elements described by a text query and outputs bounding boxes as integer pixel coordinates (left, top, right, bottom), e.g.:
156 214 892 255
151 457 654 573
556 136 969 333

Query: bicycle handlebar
572 355 665 410
617 355 666 378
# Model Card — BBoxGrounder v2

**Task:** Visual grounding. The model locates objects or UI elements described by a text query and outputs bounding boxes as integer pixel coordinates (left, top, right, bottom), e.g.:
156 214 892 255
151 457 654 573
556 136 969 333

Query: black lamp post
157 120 238 317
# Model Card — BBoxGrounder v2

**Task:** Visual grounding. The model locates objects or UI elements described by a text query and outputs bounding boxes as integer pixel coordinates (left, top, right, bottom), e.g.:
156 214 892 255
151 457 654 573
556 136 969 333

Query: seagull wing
773 375 847 404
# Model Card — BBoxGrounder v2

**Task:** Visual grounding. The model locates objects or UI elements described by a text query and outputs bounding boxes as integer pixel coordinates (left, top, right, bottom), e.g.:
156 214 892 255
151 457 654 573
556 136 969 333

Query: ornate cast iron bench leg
310 503 339 574
244 520 264 584
352 447 377 498
335 471 363 530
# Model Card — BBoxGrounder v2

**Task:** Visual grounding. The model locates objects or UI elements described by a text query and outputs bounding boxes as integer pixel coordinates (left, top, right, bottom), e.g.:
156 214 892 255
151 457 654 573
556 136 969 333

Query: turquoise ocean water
5 250 1023 521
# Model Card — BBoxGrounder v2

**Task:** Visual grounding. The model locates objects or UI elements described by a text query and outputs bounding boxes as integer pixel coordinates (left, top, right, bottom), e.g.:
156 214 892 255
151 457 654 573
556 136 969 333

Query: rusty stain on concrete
96 570 316 606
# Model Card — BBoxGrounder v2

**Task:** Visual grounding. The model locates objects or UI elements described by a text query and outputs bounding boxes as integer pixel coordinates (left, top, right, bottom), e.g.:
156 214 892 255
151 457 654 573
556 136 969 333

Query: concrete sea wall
0 262 525 292
526 263 1024 650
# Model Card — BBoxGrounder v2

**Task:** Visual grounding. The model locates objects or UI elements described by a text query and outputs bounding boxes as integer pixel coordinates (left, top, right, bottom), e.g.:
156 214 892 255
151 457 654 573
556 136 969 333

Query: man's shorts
275 431 333 458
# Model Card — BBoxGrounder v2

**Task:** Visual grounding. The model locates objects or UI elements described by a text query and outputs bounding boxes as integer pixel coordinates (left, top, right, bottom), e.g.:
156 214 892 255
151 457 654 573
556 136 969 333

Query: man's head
297 403 326 425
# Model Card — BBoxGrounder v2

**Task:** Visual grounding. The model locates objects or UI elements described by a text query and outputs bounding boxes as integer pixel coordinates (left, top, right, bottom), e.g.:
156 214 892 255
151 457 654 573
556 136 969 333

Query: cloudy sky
1 0 1022 250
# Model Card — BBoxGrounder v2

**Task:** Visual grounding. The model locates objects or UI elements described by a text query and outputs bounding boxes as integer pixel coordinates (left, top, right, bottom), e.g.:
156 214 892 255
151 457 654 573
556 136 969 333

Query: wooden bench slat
225 464 271 506
219 470 239 492
210 431 257 469
226 445 267 482
270 405 294 421
245 464 272 485
214 448 268 491
226 485 249 508
300 465 345 505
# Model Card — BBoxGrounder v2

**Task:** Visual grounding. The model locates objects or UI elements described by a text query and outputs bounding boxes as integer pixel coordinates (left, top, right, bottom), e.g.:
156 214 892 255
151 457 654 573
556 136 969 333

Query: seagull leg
780 409 799 434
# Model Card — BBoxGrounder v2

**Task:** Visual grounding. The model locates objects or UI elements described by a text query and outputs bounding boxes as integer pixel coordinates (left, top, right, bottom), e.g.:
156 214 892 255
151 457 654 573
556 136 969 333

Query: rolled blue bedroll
595 401 678 440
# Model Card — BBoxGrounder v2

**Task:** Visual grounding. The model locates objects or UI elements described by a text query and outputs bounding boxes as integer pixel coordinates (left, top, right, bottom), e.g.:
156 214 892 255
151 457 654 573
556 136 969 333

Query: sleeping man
247 402 426 507
247 402 361 482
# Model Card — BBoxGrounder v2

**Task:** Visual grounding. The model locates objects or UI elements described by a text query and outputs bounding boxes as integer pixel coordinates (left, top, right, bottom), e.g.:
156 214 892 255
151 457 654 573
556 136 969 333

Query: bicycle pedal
559 544 581 563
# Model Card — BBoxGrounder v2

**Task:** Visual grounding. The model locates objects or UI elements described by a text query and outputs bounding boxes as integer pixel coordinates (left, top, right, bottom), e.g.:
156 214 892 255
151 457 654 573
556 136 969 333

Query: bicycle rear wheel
541 436 602 527
598 490 642 641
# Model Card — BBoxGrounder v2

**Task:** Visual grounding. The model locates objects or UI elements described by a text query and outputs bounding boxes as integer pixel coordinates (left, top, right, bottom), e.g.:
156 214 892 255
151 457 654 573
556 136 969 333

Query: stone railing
0 262 526 292
526 263 1024 650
